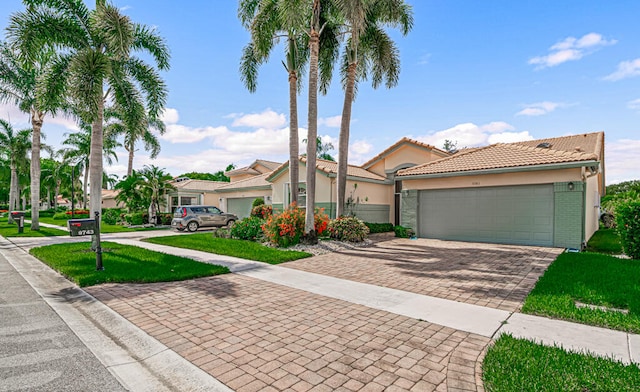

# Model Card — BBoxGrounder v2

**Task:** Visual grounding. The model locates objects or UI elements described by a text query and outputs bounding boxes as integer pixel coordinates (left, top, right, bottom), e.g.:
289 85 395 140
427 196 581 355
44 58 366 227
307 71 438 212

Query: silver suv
171 205 238 232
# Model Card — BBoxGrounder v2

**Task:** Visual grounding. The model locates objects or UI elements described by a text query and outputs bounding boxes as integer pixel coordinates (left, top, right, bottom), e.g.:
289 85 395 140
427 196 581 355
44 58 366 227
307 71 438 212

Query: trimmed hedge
394 226 414 238
365 222 394 233
616 200 640 259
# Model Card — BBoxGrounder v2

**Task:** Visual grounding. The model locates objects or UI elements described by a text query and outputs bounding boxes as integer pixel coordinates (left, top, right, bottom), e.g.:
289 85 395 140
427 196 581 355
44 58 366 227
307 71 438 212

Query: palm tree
0 119 31 221
106 101 164 177
0 41 63 230
62 124 120 208
335 0 413 217
8 0 170 220
114 170 145 212
138 165 174 224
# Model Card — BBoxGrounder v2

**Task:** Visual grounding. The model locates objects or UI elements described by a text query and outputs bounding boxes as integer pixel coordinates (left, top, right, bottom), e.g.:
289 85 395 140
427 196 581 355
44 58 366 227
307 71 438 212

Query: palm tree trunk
304 1 321 243
30 109 45 230
54 181 60 209
288 68 299 206
89 98 104 218
127 144 134 177
8 163 18 223
336 61 357 218
83 165 89 209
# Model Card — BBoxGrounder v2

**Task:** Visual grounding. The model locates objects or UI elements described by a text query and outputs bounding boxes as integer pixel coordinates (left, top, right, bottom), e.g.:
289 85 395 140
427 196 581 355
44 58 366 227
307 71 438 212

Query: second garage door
418 184 554 246
226 198 255 219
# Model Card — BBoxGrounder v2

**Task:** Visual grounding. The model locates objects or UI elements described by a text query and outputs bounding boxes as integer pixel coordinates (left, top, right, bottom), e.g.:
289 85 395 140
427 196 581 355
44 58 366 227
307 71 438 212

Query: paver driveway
285 237 563 312
88 274 491 392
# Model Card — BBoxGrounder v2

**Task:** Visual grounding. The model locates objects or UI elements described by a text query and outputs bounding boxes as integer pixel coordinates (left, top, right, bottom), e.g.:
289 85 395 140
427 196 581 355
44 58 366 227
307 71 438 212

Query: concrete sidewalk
0 236 232 392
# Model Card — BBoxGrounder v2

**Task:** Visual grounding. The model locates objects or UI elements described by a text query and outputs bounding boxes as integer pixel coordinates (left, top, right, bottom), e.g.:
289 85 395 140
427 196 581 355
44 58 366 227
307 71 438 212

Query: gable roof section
267 157 388 183
225 159 282 176
216 172 271 192
101 189 119 199
170 179 229 191
361 137 450 169
398 133 602 178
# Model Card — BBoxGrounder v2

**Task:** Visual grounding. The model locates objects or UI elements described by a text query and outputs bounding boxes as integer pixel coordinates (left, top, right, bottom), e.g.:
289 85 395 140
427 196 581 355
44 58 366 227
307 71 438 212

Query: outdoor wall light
568 182 574 191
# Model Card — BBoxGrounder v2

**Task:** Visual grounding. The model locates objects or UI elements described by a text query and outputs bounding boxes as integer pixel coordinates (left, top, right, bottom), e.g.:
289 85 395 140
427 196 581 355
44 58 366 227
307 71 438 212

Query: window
285 182 306 208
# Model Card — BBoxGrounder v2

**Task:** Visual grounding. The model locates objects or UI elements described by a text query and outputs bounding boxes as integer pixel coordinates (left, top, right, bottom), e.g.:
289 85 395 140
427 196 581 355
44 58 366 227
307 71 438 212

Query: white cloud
529 33 616 69
417 121 533 149
604 58 640 81
0 102 79 130
160 124 228 143
348 140 374 165
319 115 342 128
605 139 640 184
516 101 564 116
231 109 286 129
161 108 179 124
627 99 640 111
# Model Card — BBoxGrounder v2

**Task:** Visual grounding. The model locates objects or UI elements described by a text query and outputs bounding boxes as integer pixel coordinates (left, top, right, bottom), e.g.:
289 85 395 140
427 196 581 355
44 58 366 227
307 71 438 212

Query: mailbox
68 218 97 237
11 211 25 233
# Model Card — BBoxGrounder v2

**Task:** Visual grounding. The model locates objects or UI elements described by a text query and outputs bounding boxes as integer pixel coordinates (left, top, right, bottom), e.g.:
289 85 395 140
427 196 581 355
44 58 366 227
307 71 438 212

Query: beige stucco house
217 160 281 218
101 189 123 209
397 132 605 249
165 178 229 212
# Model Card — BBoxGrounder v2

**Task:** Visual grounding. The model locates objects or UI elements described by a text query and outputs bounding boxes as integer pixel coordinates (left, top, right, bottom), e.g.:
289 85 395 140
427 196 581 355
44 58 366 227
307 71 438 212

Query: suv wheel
187 221 199 232
226 220 235 228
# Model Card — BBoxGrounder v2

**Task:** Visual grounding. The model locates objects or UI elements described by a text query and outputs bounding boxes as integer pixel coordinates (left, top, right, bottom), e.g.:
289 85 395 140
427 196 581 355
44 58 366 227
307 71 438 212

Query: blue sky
0 1 638 184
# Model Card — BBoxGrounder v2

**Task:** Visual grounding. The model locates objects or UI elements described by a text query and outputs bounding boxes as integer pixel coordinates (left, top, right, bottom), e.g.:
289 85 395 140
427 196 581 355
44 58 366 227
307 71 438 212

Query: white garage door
227 198 255 219
418 184 554 246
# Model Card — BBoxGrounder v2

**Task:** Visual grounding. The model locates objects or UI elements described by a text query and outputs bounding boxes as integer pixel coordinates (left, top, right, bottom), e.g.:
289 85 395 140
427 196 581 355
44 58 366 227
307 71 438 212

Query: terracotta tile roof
101 189 119 199
398 133 602 177
226 159 282 176
301 157 388 181
267 157 387 182
512 132 604 160
361 137 450 169
216 172 271 191
170 179 229 191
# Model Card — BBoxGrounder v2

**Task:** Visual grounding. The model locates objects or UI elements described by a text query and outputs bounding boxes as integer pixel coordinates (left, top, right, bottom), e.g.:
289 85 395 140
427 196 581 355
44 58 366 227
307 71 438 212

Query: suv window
207 207 222 214
191 207 204 213
173 207 184 217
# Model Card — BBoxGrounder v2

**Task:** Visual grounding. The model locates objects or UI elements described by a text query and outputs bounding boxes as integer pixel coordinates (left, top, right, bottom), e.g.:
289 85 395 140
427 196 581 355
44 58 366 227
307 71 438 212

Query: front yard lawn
483 334 640 391
30 241 229 287
522 252 640 333
586 228 623 254
144 233 312 264
0 219 68 237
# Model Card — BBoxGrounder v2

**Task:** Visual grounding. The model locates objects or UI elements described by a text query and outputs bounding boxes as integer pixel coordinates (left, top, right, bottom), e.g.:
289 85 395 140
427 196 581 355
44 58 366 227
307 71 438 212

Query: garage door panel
419 185 554 246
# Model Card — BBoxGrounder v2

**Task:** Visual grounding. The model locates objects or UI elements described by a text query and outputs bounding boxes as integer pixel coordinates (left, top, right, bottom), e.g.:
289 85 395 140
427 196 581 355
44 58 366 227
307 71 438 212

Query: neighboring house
101 189 122 209
217 160 282 218
267 157 393 223
397 132 605 249
165 178 229 212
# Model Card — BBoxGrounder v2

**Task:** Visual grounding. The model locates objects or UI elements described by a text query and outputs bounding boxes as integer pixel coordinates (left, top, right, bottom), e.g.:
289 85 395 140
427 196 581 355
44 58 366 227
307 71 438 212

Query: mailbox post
11 211 25 234
68 213 103 271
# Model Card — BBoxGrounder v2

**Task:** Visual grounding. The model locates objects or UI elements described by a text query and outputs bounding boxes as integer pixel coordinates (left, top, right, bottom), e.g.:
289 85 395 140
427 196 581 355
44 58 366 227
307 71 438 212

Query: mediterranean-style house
158 131 605 249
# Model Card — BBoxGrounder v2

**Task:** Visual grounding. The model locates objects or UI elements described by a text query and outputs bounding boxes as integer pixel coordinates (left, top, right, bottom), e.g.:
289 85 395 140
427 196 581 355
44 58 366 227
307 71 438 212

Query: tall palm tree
138 165 174 224
0 119 31 221
335 0 413 217
114 170 145 212
8 0 170 219
0 41 63 230
105 104 163 177
62 124 120 208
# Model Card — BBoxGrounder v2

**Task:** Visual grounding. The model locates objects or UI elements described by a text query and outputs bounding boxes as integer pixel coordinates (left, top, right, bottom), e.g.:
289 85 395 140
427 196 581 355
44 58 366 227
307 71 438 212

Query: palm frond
132 24 170 71
92 2 134 60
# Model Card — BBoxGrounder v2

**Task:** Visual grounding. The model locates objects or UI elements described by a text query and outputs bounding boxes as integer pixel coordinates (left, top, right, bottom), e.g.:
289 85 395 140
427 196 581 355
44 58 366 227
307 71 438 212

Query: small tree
616 200 640 259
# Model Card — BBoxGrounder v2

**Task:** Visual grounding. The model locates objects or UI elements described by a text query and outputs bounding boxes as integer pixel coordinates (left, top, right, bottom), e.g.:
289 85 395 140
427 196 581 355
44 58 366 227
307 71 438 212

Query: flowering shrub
231 216 265 241
53 210 90 220
262 203 329 247
251 204 273 219
616 200 640 259
328 216 369 242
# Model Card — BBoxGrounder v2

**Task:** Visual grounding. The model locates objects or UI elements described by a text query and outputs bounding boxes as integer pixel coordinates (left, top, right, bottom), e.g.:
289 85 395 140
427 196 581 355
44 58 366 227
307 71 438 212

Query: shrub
394 225 414 238
616 200 640 259
365 222 394 233
53 210 90 220
213 228 231 238
124 212 144 226
102 208 122 225
40 209 55 218
251 204 273 219
252 197 265 207
262 203 328 247
160 213 173 225
231 216 265 241
328 216 369 242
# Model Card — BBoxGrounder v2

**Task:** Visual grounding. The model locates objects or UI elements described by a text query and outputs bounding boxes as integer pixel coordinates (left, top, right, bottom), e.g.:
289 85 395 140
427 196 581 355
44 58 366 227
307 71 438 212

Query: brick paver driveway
285 237 563 312
88 275 490 392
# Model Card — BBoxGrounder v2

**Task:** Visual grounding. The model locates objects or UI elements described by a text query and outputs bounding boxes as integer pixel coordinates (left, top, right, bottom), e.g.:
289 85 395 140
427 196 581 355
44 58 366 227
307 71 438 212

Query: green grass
29 241 229 287
483 334 640 391
0 219 68 237
38 216 167 233
586 228 623 254
522 252 640 333
144 233 312 264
